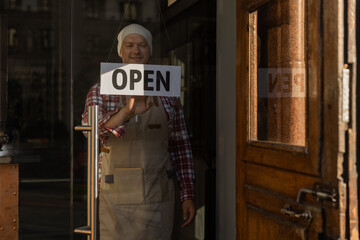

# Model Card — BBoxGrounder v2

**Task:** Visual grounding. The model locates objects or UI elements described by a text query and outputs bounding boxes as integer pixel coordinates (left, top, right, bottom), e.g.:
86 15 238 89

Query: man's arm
165 97 196 227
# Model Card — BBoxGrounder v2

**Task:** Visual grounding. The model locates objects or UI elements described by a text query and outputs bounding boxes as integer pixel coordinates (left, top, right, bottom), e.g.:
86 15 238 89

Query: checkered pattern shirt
82 83 195 202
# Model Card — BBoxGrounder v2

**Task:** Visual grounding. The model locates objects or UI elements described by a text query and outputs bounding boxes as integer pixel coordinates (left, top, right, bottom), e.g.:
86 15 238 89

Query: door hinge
296 182 338 208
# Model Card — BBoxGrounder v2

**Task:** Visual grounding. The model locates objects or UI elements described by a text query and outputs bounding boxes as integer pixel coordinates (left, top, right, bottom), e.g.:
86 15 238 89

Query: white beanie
117 24 152 56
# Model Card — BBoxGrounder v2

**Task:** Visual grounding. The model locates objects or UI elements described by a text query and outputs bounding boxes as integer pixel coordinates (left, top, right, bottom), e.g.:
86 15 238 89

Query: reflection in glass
2 1 72 239
123 2 137 20
8 28 17 47
168 0 177 7
170 42 193 137
249 0 306 146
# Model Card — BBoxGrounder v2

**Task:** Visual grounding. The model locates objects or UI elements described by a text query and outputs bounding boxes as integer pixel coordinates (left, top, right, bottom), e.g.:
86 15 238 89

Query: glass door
73 1 217 239
71 1 167 239
1 0 216 239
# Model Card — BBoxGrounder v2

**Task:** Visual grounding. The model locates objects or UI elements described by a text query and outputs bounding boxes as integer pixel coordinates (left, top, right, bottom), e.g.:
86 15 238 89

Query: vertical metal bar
74 105 98 239
70 0 74 239
90 105 98 240
87 106 92 240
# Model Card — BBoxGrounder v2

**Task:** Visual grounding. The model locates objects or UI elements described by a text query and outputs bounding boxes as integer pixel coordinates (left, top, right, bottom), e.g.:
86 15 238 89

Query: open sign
100 63 181 97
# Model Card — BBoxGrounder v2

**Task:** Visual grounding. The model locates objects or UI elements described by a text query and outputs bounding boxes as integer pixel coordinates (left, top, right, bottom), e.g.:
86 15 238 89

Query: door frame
346 0 358 238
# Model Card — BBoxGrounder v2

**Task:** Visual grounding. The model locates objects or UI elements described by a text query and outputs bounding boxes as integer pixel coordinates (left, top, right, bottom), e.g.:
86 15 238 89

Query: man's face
120 33 150 64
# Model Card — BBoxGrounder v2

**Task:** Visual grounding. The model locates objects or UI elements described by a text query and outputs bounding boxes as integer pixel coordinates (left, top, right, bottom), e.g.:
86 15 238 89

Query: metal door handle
280 204 313 221
74 105 99 240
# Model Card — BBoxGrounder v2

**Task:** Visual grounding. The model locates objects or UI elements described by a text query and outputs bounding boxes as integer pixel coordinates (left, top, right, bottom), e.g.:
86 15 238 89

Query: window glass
249 0 306 146
1 1 72 239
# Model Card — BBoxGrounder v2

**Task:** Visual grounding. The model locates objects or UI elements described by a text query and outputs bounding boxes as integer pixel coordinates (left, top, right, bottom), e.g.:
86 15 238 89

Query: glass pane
72 0 216 239
170 42 193 136
1 0 72 239
249 0 306 146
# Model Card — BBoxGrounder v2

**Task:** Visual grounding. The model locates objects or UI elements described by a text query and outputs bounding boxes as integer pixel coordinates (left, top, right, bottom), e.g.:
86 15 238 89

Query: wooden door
236 0 356 239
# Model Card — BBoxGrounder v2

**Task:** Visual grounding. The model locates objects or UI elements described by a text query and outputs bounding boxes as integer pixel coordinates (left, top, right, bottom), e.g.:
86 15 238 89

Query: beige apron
99 97 175 240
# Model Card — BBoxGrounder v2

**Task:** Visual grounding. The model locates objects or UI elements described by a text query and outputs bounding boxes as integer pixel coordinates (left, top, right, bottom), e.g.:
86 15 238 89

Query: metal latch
280 204 313 222
296 182 338 208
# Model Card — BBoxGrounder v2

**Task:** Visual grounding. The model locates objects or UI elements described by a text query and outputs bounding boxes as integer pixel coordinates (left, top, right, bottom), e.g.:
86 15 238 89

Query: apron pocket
114 168 145 205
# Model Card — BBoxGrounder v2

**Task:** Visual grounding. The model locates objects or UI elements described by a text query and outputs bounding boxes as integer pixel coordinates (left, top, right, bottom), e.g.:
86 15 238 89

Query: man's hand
125 96 152 117
105 96 152 128
181 200 195 228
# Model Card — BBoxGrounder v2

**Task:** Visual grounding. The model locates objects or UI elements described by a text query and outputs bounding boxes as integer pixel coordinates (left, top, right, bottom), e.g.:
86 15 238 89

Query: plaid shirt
82 83 195 201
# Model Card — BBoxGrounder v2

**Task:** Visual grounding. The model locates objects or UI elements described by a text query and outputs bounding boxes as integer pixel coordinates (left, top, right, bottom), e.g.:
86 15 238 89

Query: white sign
100 63 181 97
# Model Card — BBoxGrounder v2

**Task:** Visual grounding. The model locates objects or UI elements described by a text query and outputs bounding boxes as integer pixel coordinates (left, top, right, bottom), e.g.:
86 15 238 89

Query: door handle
280 204 313 221
74 105 99 240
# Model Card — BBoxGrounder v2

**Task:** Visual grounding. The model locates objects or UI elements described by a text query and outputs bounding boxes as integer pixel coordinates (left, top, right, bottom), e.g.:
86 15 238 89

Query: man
82 23 195 240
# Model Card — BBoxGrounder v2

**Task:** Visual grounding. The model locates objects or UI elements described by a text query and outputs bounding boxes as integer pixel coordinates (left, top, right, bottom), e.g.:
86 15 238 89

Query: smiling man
118 31 150 64
82 24 195 240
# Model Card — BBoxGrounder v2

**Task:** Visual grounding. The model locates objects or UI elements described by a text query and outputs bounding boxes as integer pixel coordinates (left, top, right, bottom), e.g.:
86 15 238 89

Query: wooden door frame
236 0 354 238
235 0 248 238
321 0 347 237
346 0 358 238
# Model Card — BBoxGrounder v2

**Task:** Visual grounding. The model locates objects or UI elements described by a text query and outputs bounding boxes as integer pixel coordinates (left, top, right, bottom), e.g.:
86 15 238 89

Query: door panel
247 207 307 240
244 146 317 175
244 163 324 239
245 185 323 237
245 163 318 199
237 0 345 238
